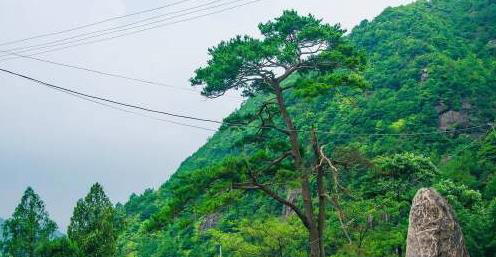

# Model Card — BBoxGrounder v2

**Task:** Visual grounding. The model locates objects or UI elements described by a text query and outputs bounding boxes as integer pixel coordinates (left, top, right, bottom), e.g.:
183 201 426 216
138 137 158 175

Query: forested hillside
117 0 496 256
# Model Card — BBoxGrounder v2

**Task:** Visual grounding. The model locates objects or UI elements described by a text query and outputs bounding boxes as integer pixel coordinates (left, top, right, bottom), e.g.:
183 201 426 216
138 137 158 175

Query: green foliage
434 179 493 257
480 129 496 163
35 237 80 257
68 183 116 257
371 153 439 200
1 187 57 257
210 217 306 257
191 10 366 98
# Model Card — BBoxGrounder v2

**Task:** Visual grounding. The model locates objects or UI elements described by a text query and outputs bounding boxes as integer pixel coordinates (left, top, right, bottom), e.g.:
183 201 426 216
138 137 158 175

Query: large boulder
406 188 470 257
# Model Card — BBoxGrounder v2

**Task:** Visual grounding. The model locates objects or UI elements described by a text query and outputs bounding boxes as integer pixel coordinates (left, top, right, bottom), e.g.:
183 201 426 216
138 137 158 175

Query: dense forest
1 0 495 256
117 0 496 256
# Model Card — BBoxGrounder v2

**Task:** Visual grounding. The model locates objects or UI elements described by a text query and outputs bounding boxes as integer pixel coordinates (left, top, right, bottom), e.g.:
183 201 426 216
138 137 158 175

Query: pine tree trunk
273 84 321 257
309 226 321 257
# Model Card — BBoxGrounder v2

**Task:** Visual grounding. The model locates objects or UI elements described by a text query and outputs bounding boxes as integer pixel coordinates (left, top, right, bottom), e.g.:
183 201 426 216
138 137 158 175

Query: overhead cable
0 0 263 61
0 0 195 47
49 86 217 132
0 0 226 56
0 67 224 124
0 51 243 101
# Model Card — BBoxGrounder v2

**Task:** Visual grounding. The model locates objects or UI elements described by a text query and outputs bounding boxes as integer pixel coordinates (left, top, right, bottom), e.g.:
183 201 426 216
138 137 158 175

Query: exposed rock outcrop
488 39 496 49
421 68 429 82
199 212 221 232
436 100 471 131
406 188 469 257
283 188 301 218
439 110 468 131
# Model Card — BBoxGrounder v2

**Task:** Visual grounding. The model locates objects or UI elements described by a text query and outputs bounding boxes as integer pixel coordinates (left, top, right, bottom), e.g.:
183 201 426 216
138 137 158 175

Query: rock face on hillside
283 188 301 218
436 100 471 131
406 188 469 257
488 39 496 49
199 212 221 232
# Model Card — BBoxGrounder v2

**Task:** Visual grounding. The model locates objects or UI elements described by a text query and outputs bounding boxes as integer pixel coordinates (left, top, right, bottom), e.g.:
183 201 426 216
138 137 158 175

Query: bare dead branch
317 145 353 245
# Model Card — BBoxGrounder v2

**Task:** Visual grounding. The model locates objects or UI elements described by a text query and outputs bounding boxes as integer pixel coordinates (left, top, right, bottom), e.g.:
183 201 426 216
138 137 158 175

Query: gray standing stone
406 188 470 257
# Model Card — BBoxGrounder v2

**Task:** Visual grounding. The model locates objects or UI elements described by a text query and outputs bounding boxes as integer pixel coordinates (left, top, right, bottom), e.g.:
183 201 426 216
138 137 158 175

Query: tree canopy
68 183 116 257
1 187 57 257
191 10 367 99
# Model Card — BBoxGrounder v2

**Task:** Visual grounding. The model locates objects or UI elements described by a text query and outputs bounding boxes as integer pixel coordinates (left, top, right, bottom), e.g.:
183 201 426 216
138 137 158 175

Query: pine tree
68 183 116 257
1 187 57 257
189 10 366 257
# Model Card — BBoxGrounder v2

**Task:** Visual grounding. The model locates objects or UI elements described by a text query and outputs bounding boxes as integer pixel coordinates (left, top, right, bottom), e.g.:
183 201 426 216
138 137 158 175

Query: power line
0 67 224 124
1 0 254 60
0 0 227 56
4 52 194 91
311 124 490 136
0 67 489 137
0 0 262 61
49 86 217 132
447 124 495 158
0 0 195 47
0 50 243 101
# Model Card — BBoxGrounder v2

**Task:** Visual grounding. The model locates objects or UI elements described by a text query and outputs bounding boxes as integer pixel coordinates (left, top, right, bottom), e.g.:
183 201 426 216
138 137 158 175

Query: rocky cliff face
406 188 470 257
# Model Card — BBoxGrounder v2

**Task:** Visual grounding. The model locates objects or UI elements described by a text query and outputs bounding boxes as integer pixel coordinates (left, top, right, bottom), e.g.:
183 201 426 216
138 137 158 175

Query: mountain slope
117 0 496 256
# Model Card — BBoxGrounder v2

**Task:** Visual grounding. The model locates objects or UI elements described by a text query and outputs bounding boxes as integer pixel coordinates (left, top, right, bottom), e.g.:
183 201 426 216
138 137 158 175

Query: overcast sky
0 0 413 231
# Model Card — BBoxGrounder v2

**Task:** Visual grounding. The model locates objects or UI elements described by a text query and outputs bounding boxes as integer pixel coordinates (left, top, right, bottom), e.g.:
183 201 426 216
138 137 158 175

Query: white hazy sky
0 0 414 231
